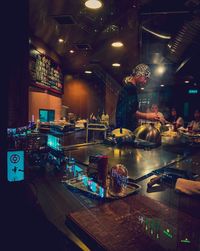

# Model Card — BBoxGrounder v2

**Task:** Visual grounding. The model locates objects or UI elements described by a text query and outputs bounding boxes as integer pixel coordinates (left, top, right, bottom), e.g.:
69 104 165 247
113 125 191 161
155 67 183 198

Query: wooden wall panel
29 91 62 121
62 79 104 119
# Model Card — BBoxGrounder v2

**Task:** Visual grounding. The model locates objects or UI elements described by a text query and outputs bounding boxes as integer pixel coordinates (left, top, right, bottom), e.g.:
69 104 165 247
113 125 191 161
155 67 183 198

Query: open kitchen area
2 1 200 251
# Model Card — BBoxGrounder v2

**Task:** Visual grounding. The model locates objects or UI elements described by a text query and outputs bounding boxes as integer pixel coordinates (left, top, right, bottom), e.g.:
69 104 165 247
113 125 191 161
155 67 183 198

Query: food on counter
161 130 178 137
75 119 87 128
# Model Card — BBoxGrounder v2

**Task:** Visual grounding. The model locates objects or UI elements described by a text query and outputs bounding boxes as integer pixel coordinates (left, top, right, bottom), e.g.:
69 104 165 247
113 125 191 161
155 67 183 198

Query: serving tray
62 176 141 200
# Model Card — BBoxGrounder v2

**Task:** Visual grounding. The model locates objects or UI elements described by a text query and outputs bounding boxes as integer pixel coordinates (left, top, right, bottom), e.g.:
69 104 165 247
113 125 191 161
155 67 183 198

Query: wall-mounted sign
7 151 25 182
188 89 198 94
29 46 63 94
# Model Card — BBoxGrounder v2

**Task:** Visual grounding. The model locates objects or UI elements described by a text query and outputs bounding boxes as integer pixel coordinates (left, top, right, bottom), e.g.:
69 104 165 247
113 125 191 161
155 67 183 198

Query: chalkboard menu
29 46 63 94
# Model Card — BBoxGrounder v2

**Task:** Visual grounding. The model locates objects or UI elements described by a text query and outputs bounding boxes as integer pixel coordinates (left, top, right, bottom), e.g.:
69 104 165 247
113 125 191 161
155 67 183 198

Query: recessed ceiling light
111 41 124 48
85 70 92 74
141 87 144 90
85 0 102 9
58 38 64 43
112 63 121 67
155 65 166 75
69 50 75 54
185 80 190 83
160 84 165 87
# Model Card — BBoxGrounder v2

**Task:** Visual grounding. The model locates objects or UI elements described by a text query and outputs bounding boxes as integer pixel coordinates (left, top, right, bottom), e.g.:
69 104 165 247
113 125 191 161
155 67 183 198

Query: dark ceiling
30 0 200 85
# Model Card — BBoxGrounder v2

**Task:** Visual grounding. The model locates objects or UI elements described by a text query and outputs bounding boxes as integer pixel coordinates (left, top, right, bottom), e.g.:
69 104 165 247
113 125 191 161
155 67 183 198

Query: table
31 139 200 251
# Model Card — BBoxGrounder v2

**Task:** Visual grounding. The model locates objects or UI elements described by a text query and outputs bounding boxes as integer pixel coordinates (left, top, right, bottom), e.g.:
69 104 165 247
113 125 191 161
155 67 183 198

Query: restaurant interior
2 0 200 250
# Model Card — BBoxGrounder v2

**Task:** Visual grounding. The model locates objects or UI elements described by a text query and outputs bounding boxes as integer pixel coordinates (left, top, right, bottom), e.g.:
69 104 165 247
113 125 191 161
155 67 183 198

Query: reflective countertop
66 140 191 180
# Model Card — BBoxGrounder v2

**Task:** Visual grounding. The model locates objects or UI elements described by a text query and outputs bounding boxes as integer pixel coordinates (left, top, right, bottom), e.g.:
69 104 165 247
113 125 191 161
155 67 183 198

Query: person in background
89 113 97 123
168 108 184 129
116 64 161 131
188 109 200 131
150 104 166 124
175 178 200 195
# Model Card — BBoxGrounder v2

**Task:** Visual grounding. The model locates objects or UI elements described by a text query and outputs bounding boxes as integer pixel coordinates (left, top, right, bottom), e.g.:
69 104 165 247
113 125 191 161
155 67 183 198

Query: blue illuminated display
90 181 97 193
66 159 105 198
7 151 25 182
47 134 62 151
188 89 198 94
99 186 105 198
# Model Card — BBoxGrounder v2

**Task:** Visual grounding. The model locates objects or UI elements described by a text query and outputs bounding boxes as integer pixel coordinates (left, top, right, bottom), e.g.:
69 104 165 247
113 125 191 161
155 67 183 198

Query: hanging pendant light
85 0 102 9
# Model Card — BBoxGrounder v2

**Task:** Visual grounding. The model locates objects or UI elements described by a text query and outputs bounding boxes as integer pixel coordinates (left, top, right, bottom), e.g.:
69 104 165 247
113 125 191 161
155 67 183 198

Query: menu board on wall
29 46 63 94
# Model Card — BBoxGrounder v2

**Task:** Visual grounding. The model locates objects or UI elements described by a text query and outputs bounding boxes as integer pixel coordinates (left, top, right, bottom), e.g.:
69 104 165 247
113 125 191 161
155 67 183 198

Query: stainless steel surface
133 124 162 147
67 142 188 180
111 128 133 138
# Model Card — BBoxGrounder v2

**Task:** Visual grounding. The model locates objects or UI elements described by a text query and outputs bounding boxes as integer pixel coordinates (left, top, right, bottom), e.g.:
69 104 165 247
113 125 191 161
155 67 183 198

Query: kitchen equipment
133 124 161 148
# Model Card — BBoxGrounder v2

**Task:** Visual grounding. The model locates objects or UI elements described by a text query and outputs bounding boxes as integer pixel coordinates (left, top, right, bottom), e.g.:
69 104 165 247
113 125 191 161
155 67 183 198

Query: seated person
148 175 200 195
168 108 184 129
188 109 200 131
175 178 200 195
151 104 166 124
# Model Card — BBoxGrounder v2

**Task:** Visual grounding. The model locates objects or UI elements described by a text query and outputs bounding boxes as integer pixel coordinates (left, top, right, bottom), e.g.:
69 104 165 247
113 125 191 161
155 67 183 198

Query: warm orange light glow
58 38 64 43
111 41 124 48
112 63 121 67
85 0 102 9
85 70 92 74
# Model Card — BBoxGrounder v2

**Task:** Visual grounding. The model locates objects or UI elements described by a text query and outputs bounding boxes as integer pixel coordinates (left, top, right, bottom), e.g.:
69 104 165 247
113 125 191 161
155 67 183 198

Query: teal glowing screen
47 134 62 151
7 151 25 182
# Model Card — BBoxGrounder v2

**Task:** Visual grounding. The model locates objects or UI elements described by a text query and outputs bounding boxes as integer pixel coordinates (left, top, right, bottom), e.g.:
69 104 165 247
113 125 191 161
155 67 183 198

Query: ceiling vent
89 59 100 64
75 43 92 50
52 15 76 25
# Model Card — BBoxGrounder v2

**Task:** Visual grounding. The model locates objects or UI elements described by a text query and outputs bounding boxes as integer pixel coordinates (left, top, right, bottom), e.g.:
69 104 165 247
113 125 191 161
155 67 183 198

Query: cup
97 156 108 188
109 164 128 195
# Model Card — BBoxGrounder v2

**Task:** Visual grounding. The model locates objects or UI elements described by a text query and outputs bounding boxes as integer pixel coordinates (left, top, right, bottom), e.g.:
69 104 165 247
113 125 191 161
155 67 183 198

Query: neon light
188 89 198 94
99 186 104 198
82 175 89 186
90 181 97 193
181 238 191 244
163 229 173 239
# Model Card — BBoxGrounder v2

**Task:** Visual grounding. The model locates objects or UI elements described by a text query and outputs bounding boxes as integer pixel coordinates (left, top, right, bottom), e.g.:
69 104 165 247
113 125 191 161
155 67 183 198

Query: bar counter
31 137 200 251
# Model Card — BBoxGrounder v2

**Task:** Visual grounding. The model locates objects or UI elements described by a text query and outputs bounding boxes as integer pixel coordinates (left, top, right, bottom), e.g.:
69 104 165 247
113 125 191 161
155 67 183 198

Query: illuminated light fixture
155 65 166 75
37 47 46 54
85 70 92 74
85 0 102 9
160 84 165 87
142 26 171 40
185 80 190 83
112 63 121 67
69 50 74 54
188 89 198 94
58 38 64 43
141 87 144 90
111 41 124 48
